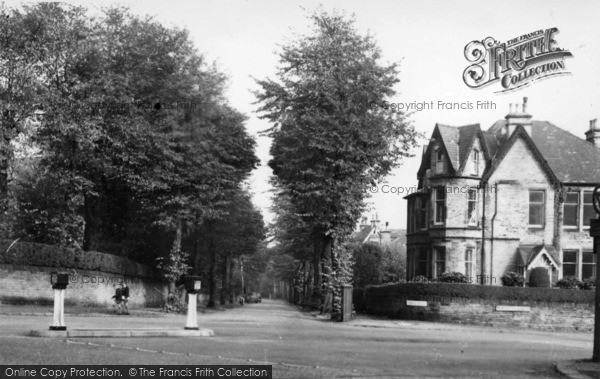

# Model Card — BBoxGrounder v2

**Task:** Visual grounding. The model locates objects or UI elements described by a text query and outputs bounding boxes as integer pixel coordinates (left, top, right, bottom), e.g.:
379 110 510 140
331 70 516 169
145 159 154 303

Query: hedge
364 282 595 304
0 239 158 278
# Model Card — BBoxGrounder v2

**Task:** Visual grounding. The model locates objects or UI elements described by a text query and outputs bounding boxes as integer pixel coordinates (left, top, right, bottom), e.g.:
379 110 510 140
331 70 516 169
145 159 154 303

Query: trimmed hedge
364 282 594 304
0 239 158 278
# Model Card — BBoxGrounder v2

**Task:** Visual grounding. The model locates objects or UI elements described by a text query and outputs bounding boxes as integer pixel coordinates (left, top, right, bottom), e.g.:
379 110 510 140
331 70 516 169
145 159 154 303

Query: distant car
245 292 262 303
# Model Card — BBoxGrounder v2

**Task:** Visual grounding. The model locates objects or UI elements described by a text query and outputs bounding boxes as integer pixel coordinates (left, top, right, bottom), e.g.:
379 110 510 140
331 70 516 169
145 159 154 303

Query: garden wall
354 283 595 332
0 240 167 307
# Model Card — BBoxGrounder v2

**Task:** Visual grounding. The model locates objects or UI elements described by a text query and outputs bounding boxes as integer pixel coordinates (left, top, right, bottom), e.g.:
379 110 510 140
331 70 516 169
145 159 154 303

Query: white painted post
51 289 61 327
59 289 65 327
185 293 198 330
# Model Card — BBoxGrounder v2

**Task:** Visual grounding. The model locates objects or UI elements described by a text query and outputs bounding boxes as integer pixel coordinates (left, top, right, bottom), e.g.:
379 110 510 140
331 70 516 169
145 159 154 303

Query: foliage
556 276 582 290
353 243 383 287
528 267 550 288
255 9 418 312
0 239 156 277
582 278 596 291
438 272 468 283
501 271 525 287
363 282 594 304
411 275 429 283
156 247 191 284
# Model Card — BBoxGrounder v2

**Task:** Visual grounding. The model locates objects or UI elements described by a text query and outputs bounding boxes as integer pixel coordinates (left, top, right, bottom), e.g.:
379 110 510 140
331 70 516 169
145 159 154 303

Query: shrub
0 239 157 278
438 272 468 283
556 276 582 290
582 278 596 291
501 271 525 287
411 275 429 283
528 267 550 288
364 282 594 304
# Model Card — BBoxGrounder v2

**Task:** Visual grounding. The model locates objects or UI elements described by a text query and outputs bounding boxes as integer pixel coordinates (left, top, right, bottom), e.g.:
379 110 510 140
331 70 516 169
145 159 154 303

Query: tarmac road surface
0 299 592 378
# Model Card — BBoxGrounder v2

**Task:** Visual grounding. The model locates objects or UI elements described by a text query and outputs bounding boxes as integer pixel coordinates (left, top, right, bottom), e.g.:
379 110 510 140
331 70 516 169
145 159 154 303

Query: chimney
505 97 532 137
585 119 600 148
370 213 380 233
380 222 391 245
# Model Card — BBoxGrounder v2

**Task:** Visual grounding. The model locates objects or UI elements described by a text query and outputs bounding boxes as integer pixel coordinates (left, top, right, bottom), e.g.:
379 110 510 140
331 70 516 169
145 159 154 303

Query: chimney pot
523 97 528 113
591 119 597 130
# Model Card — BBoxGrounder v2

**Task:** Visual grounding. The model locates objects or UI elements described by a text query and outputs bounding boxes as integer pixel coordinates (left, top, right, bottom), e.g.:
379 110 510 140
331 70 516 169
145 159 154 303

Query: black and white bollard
50 272 69 331
183 276 202 330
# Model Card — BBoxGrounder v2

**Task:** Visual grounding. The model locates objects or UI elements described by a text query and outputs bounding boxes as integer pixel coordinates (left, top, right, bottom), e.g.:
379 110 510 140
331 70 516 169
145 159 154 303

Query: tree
255 10 418 314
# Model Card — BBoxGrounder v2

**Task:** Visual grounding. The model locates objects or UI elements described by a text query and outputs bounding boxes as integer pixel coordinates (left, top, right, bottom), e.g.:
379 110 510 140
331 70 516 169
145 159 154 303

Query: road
0 299 593 378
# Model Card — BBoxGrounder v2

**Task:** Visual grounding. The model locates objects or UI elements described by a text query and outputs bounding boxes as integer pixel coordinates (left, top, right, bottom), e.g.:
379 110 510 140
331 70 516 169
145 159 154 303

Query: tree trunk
312 234 322 308
228 258 235 304
173 218 182 252
82 195 96 251
220 255 228 305
207 222 216 308
320 235 333 314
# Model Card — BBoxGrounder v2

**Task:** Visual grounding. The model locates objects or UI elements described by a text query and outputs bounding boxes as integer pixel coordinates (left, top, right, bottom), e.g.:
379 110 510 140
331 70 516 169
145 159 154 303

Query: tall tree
255 10 418 314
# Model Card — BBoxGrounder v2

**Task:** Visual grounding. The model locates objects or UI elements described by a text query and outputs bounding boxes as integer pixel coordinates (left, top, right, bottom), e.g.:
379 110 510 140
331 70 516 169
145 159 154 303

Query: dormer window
471 150 479 176
435 149 444 174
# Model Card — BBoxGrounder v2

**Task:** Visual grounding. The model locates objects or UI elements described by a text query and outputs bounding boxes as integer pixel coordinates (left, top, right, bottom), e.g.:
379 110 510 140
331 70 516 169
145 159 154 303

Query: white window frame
435 149 444 175
465 248 473 279
563 191 579 229
528 190 545 228
419 196 428 230
467 189 478 226
471 150 479 176
433 187 446 225
583 190 596 229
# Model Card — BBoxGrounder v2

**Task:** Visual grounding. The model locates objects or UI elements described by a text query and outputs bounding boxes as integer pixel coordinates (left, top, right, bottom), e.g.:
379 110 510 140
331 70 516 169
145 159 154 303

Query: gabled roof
530 121 600 184
483 120 600 184
436 124 460 171
518 244 560 269
417 116 600 186
351 225 373 244
482 125 559 185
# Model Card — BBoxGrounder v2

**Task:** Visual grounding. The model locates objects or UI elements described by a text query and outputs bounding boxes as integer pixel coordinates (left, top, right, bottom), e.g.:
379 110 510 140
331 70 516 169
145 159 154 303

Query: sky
29 0 600 230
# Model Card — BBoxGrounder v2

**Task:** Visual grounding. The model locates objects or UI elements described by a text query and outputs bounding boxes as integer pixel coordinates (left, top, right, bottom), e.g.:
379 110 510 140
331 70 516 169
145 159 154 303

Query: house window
419 197 427 230
434 187 446 224
528 190 545 227
471 150 479 176
435 150 444 174
407 200 414 233
434 247 445 277
583 191 596 227
563 192 579 228
465 248 473 279
417 249 428 277
562 250 577 277
582 251 596 280
467 189 478 226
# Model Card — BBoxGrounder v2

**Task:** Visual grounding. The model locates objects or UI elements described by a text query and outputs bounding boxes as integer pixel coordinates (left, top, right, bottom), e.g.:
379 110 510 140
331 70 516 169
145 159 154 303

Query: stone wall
356 283 594 332
0 264 167 307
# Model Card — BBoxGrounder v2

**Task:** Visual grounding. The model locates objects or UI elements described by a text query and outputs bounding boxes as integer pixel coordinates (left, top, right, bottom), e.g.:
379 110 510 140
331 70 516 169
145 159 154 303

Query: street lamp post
590 185 600 361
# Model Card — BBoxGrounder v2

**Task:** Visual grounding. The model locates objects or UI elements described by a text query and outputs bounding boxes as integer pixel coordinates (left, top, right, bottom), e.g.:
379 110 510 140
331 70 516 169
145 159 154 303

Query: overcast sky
44 0 600 229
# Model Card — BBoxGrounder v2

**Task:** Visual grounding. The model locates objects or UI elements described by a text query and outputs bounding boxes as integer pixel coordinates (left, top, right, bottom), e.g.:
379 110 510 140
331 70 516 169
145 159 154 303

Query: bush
556 276 582 290
438 272 468 283
501 271 525 287
364 282 594 304
582 278 596 291
411 275 429 283
0 239 157 278
529 267 550 288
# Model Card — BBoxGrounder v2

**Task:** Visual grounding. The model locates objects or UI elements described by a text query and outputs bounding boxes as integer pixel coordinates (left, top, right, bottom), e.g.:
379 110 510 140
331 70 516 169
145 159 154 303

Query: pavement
1 299 599 378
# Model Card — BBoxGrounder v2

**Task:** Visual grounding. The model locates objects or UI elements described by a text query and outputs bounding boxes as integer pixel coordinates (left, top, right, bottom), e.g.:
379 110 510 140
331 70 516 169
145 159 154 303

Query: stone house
405 98 600 285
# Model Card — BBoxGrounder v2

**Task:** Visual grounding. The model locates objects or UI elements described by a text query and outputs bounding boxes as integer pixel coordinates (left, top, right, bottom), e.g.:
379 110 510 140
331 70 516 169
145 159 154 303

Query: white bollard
50 289 66 330
185 293 198 330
